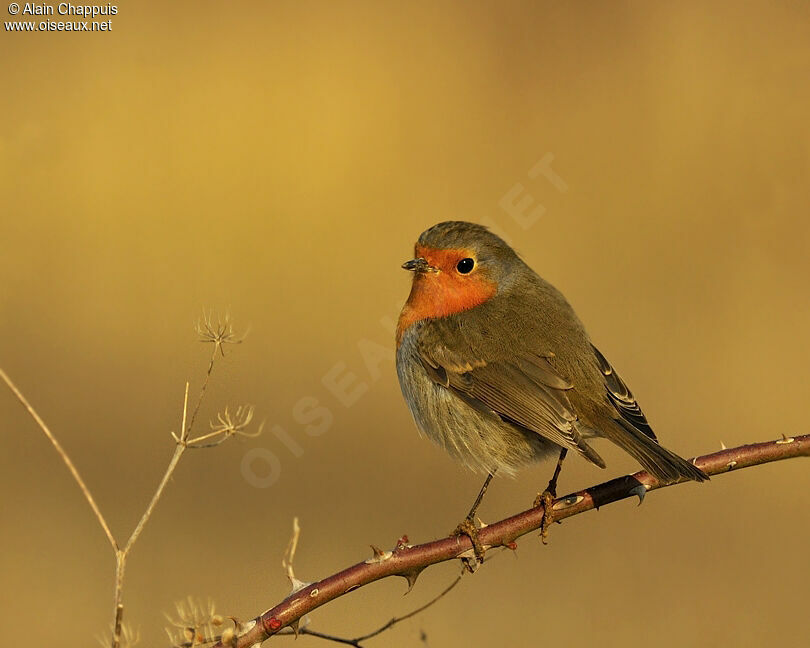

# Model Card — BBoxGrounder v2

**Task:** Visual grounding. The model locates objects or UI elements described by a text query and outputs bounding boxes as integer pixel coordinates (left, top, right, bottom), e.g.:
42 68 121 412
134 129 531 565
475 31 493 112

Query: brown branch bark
274 571 463 646
214 434 810 648
212 434 809 647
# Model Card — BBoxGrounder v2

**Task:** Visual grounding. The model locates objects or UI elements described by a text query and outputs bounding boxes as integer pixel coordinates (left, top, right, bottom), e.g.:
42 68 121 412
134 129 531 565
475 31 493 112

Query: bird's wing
591 344 657 441
589 344 707 483
417 340 606 468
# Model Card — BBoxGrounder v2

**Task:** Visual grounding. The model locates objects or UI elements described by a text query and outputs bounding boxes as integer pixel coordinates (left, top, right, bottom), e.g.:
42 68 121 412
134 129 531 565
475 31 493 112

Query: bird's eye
456 258 475 274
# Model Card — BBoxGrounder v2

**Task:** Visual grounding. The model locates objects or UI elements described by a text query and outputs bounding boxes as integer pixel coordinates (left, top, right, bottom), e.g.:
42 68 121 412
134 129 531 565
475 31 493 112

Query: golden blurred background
2 2 809 646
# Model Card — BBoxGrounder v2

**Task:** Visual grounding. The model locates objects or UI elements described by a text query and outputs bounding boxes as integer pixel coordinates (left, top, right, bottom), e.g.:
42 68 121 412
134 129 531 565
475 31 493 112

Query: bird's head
397 221 521 344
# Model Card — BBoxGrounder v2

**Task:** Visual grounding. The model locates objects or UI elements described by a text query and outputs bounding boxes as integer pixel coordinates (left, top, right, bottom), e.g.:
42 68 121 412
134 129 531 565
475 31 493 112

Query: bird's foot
451 516 486 566
533 489 557 545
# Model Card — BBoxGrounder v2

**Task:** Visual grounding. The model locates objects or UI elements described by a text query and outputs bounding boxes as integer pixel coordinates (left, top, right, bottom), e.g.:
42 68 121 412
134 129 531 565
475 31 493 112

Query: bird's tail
612 419 708 483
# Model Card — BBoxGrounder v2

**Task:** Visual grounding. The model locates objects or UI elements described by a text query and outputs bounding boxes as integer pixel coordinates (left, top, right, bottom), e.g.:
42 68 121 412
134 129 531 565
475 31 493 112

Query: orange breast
396 257 497 346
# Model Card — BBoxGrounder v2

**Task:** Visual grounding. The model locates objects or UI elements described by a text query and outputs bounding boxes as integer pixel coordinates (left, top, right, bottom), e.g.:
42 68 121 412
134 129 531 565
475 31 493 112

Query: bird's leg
452 472 494 564
544 447 568 498
534 448 568 544
464 471 494 521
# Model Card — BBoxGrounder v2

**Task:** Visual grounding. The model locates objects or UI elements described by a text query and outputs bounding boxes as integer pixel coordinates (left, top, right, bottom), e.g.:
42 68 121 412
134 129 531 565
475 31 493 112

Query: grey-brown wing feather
587 344 709 483
418 349 606 468
591 345 657 441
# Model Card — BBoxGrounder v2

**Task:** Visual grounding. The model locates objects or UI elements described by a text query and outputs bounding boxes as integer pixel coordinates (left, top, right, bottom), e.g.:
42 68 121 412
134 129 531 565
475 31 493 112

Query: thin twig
282 518 302 585
275 572 463 647
353 571 462 642
112 382 193 648
123 383 190 553
0 368 119 553
211 434 810 648
282 629 359 647
185 345 219 440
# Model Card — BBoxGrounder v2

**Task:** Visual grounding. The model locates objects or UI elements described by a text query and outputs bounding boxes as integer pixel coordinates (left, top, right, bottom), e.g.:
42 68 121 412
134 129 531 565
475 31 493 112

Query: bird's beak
402 257 437 273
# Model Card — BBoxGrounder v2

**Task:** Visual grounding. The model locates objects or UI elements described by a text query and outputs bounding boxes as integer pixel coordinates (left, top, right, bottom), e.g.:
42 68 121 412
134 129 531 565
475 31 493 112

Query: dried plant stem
112 566 125 647
2 340 227 648
212 434 810 648
109 383 192 647
125 384 190 554
0 368 119 553
186 347 217 437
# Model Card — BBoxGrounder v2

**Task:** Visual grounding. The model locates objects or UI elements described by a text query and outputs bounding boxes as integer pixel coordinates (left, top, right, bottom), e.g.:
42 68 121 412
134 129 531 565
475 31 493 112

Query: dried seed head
164 597 222 647
186 405 263 448
196 312 246 354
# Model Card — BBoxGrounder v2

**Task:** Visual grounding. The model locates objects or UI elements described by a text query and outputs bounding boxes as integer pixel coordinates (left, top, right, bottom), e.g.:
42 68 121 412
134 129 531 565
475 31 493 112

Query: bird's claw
534 489 557 545
452 517 486 566
629 483 647 506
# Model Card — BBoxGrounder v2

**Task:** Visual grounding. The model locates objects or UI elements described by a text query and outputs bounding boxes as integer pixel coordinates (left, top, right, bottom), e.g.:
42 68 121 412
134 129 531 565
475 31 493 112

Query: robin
396 221 706 556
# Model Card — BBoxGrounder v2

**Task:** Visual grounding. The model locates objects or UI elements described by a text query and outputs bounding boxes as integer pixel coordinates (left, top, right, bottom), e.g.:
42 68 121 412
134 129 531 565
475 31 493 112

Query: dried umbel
165 598 243 648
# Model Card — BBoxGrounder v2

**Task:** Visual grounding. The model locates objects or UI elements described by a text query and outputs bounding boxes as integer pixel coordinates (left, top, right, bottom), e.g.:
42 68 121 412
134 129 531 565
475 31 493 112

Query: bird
395 221 707 553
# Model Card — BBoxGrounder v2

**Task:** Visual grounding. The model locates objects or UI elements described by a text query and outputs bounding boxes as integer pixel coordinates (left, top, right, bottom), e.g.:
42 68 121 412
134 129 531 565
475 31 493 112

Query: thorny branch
210 434 809 648
273 518 462 647
277 572 463 647
169 521 463 648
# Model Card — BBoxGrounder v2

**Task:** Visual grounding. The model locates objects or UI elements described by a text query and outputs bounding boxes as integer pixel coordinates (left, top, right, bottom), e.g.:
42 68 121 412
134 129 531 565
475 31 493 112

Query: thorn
365 545 393 564
776 434 795 445
458 552 482 573
629 484 647 506
398 566 425 594
727 460 738 470
287 577 310 596
289 619 300 637
720 440 727 450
